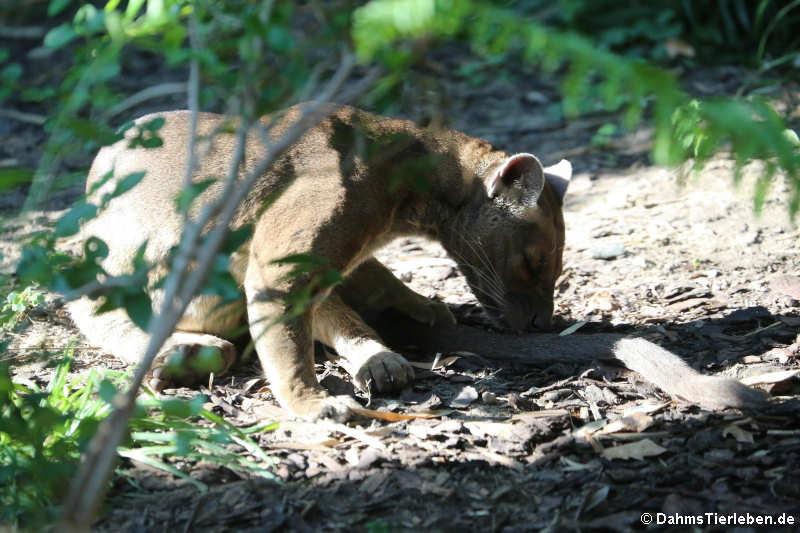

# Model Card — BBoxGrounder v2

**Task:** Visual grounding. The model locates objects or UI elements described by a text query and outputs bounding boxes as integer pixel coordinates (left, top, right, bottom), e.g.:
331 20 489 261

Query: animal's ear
543 159 572 202
487 153 544 204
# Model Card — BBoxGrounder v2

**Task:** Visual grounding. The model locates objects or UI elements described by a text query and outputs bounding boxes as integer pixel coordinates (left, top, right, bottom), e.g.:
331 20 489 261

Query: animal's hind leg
69 295 239 390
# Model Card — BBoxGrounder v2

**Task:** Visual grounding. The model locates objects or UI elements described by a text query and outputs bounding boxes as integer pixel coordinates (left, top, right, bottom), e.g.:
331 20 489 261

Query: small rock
481 391 498 404
286 453 307 470
357 449 382 470
449 385 478 408
523 90 549 104
589 243 627 260
771 274 800 300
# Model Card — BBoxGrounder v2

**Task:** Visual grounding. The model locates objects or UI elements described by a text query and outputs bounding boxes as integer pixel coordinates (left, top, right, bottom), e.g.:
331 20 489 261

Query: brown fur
69 104 764 419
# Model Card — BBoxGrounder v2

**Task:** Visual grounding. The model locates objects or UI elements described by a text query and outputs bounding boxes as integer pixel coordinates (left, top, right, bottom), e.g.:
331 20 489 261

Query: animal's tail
368 311 766 410
610 337 766 409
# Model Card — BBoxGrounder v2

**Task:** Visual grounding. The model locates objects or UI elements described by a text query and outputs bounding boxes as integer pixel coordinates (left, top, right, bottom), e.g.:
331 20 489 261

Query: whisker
450 239 504 291
456 233 506 296
453 252 505 302
451 253 505 306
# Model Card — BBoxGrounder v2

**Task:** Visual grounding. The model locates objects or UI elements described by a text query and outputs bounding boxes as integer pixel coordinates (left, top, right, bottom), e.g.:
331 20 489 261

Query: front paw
397 296 456 327
353 351 415 393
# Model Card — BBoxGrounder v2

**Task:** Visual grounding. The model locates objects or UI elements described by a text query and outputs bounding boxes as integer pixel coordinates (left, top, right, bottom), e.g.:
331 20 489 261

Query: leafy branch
354 0 800 216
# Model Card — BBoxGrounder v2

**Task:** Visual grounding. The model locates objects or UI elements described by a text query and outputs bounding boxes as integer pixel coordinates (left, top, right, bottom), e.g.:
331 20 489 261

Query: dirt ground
2 50 800 531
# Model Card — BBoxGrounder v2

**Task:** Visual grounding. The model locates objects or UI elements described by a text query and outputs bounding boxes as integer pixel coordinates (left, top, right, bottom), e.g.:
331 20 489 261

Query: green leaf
266 25 294 53
124 0 146 20
65 118 122 145
84 236 109 262
21 86 58 103
124 291 152 330
201 270 241 303
87 169 115 196
782 129 800 147
1 64 22 83
48 0 74 16
272 253 330 266
44 24 79 49
143 117 165 132
97 379 118 404
74 4 106 36
0 168 34 191
109 171 146 200
219 224 252 254
175 177 217 213
54 202 98 238
319 268 344 288
190 346 226 374
161 398 192 419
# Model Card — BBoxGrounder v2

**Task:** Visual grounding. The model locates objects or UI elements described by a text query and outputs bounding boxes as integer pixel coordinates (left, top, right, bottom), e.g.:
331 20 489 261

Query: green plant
0 352 276 529
0 286 45 333
503 0 800 67
591 123 620 147
1 350 110 527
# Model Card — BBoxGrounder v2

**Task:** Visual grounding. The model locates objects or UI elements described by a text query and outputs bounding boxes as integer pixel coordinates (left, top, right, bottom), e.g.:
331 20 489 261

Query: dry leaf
601 438 667 460
266 439 340 451
588 290 620 312
322 421 386 450
344 447 361 467
365 426 398 438
584 486 610 512
408 355 459 370
622 402 669 416
449 385 479 408
722 424 755 444
242 378 267 393
464 421 516 439
464 450 523 471
599 413 655 435
559 320 588 336
407 425 436 439
740 369 799 386
512 409 570 421
559 456 595 471
351 407 451 422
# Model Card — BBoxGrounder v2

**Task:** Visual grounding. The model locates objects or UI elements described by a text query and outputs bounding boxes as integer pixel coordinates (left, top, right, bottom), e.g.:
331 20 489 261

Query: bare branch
181 14 201 225
103 82 188 120
0 108 46 126
0 25 46 39
58 51 371 531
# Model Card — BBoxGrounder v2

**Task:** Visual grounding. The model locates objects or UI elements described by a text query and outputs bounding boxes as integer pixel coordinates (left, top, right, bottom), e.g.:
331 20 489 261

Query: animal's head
453 153 571 332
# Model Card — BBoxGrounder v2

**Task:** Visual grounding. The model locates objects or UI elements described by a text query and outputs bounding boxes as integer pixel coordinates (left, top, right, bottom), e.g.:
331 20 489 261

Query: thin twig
0 25 46 39
182 15 201 225
103 82 188 120
0 108 46 126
